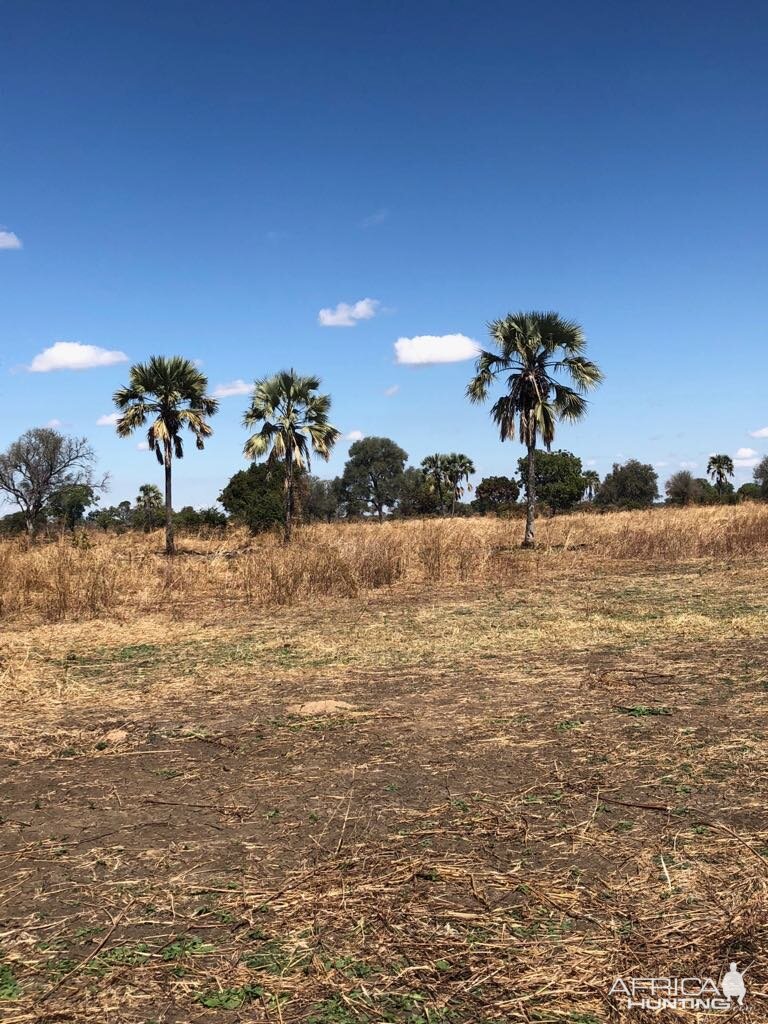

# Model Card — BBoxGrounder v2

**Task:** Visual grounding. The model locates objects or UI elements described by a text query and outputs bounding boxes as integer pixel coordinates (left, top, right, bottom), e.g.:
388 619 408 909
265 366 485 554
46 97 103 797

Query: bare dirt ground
2 555 768 1022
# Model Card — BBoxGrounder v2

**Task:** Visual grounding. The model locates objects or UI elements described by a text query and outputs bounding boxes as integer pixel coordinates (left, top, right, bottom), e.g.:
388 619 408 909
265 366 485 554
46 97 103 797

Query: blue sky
2 0 767 508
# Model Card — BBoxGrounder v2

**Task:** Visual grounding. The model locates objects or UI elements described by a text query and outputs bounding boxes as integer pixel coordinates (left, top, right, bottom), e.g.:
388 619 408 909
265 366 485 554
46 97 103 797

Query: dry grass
2 507 768 1021
2 503 768 625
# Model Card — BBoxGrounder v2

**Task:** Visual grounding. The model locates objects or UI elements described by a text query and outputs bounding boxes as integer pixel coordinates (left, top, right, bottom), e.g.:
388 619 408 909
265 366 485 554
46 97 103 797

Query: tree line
1 311 765 552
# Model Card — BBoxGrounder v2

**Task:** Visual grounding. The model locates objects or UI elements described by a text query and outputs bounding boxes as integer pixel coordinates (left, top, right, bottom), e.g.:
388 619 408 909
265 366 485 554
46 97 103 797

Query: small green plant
617 705 672 717
87 943 150 974
0 963 20 999
243 939 311 974
162 937 215 960
196 983 263 1009
556 719 583 731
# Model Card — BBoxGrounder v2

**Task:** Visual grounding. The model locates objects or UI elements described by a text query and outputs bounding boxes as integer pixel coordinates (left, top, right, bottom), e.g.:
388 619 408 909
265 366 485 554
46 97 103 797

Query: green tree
420 454 449 515
595 460 659 509
737 482 763 502
88 501 132 532
665 470 705 506
135 483 163 532
113 356 218 555
243 370 340 543
443 453 476 516
173 506 227 531
46 483 99 530
219 463 286 533
341 437 408 522
517 449 585 513
397 467 442 517
582 469 600 501
467 311 602 547
473 475 520 515
0 428 101 538
304 476 341 523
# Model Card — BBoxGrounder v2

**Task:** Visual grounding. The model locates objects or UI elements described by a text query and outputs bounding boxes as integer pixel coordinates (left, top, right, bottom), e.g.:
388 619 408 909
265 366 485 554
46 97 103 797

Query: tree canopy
341 436 408 521
0 428 102 536
517 449 584 513
595 460 659 509
467 311 602 546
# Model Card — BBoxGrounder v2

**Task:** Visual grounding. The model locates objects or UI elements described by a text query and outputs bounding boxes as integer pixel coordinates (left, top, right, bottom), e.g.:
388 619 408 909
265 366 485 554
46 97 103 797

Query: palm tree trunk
164 440 175 556
450 487 456 517
284 451 294 543
523 443 536 548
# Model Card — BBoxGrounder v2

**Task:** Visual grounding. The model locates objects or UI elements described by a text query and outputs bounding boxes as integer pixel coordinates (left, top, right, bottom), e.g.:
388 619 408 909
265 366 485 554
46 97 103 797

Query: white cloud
585 459 597 467
735 447 757 459
214 379 253 398
360 208 389 228
384 385 400 397
28 341 128 373
679 461 697 470
346 430 364 442
735 457 759 469
0 229 22 250
394 333 480 365
137 441 150 451
749 426 768 439
318 297 380 327
96 412 120 426
45 418 63 428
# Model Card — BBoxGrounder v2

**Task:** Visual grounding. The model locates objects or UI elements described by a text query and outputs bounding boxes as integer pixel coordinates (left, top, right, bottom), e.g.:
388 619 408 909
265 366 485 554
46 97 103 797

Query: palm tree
707 454 734 498
583 469 600 501
114 356 218 555
243 369 340 543
443 453 475 516
467 312 603 547
420 453 449 515
135 482 163 532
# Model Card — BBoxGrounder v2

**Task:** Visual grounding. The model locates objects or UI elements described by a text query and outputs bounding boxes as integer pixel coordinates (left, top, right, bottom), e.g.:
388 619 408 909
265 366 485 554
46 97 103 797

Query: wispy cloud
750 426 768 439
28 341 128 372
394 333 480 365
318 298 380 328
679 460 698 470
735 458 759 469
0 228 22 250
384 385 400 397
736 447 757 459
96 412 120 426
213 379 253 398
45 418 63 428
137 441 150 451
360 208 389 228
346 430 364 442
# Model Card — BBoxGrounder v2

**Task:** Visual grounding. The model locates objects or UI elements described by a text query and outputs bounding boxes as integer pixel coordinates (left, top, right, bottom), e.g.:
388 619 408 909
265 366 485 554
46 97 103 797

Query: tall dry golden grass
2 503 768 624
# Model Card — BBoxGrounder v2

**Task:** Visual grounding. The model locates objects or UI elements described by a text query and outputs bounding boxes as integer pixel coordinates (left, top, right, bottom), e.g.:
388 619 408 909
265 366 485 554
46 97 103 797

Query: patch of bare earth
1 557 768 1021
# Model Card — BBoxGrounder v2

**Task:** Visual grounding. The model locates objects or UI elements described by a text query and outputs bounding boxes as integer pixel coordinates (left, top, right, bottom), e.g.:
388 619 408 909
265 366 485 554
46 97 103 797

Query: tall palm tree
467 312 603 547
243 370 340 542
707 454 734 498
583 469 600 501
420 453 449 515
114 356 218 555
443 453 475 516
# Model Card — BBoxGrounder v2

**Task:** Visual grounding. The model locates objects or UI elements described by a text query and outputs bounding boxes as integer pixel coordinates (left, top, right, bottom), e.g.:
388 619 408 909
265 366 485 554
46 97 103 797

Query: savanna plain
2 506 768 1023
